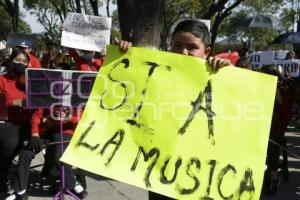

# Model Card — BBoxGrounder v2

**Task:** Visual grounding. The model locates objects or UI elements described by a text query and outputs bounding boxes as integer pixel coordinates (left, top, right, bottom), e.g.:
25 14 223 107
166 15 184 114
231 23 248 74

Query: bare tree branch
0 1 8 10
222 0 244 16
67 0 76 12
203 0 228 19
50 0 64 23
210 0 244 48
83 0 88 14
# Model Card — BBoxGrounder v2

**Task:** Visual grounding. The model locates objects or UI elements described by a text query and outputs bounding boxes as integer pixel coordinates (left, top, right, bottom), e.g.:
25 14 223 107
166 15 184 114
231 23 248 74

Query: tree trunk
89 0 99 16
13 0 19 32
117 0 164 48
200 0 244 51
75 0 82 13
106 0 111 17
0 0 19 32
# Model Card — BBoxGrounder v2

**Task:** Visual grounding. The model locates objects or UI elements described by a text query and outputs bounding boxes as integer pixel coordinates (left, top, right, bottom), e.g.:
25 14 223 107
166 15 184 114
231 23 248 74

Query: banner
26 68 98 108
61 12 112 52
61 46 277 199
250 50 300 77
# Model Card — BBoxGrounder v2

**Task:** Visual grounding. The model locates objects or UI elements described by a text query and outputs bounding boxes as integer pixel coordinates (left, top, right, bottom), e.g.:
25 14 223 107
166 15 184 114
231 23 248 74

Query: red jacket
31 108 81 136
29 53 41 68
41 52 51 68
68 48 103 71
0 74 32 123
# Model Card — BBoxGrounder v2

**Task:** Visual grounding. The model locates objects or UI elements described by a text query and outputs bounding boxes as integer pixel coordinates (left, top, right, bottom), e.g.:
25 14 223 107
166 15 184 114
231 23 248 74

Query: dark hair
8 49 29 66
236 57 251 69
238 48 250 57
260 64 280 77
172 20 211 48
286 51 295 60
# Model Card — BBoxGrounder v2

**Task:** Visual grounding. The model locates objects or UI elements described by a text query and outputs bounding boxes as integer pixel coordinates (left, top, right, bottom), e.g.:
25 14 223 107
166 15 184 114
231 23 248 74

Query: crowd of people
0 41 102 200
0 19 298 200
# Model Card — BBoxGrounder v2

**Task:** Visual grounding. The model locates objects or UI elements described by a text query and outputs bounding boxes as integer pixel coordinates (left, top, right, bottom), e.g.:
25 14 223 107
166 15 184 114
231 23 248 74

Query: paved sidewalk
23 129 300 200
27 159 148 200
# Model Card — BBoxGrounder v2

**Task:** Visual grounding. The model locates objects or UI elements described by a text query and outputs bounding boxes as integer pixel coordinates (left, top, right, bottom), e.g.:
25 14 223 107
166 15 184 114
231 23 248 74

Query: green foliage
219 11 280 50
217 0 293 51
22 0 115 47
241 0 284 14
111 10 121 40
0 7 31 40
23 0 61 47
280 7 296 32
18 19 31 34
161 0 203 49
19 0 297 52
0 7 13 40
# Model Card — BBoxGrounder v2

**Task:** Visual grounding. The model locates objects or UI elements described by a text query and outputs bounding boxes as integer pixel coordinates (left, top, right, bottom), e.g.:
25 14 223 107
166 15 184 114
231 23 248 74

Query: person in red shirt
17 41 41 69
0 49 33 199
68 48 103 71
6 106 88 199
40 42 56 69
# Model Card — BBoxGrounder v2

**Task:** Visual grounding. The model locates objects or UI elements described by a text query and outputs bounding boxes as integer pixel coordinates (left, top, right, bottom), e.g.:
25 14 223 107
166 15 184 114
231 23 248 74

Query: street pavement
23 128 300 200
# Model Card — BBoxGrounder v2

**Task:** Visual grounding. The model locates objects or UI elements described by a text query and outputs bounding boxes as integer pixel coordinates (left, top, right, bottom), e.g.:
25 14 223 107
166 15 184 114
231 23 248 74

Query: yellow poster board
61 46 277 199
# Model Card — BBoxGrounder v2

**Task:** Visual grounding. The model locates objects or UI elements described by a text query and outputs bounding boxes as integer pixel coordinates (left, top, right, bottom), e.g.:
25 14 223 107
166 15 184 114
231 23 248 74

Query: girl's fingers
207 57 231 71
120 41 126 51
113 37 120 45
113 38 132 52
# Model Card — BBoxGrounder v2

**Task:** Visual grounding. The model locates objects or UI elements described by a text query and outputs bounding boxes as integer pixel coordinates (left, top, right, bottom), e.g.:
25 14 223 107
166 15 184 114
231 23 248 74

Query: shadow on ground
261 128 300 200
26 168 110 198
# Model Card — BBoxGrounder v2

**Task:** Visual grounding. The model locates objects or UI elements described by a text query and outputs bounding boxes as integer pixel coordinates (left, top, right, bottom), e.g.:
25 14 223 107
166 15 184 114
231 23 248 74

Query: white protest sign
274 50 289 60
61 12 112 52
250 51 300 77
273 60 300 76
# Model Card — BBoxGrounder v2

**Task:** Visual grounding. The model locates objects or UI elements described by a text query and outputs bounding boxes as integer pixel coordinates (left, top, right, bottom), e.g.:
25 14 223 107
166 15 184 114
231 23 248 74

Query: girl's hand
12 99 24 107
207 57 231 71
113 38 132 52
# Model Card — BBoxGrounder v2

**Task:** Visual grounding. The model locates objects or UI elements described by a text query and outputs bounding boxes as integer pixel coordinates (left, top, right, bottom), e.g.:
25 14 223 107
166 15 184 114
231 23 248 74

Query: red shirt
41 52 51 68
0 74 32 123
29 53 41 68
31 108 81 136
68 48 103 71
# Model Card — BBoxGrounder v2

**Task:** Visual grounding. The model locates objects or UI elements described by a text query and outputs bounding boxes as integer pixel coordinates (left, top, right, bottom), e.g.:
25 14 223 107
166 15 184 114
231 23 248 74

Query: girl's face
170 31 211 59
13 53 29 66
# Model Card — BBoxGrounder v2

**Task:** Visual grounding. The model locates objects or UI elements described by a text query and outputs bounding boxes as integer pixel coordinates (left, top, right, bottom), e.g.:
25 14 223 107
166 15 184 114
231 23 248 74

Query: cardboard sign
250 50 299 77
61 12 112 52
61 46 277 199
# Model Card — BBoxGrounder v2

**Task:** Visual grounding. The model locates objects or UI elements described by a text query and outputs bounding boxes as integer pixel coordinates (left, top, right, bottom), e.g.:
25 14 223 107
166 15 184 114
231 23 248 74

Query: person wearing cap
17 41 41 68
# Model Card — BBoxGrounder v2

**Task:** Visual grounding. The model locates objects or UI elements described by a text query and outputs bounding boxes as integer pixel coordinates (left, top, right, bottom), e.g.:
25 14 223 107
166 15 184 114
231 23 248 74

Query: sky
20 0 44 33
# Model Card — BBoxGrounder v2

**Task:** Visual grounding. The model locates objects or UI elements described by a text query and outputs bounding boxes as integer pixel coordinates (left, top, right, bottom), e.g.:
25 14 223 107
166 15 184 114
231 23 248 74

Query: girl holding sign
116 19 230 200
116 20 230 70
